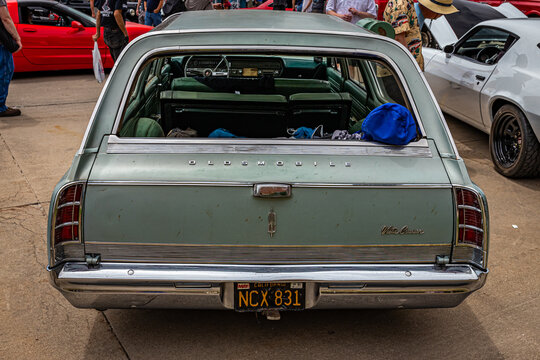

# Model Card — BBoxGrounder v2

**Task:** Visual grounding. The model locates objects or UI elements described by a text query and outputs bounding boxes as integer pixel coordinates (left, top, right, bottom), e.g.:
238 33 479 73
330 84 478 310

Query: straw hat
417 0 458 15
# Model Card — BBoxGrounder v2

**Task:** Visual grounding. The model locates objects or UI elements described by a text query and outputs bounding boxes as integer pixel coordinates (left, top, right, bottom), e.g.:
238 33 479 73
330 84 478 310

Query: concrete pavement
0 72 538 360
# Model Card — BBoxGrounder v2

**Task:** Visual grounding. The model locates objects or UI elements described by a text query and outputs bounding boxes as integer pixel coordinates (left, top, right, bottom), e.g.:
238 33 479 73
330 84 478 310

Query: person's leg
0 45 18 116
150 12 162 26
138 3 145 23
110 46 121 62
144 11 153 26
104 29 126 62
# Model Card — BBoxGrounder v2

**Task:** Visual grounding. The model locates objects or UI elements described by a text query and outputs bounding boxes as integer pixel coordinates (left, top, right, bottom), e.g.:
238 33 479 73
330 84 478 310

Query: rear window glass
117 52 418 142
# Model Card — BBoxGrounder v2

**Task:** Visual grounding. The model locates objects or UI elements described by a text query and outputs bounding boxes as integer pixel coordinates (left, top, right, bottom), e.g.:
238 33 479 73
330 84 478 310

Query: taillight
455 187 485 248
53 183 83 245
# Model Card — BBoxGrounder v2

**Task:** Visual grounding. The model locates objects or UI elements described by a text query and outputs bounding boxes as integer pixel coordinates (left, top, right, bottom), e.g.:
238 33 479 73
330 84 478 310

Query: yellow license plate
234 282 305 311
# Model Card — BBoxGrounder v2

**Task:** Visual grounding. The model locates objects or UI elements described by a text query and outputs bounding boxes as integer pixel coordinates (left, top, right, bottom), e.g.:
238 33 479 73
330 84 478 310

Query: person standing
326 0 376 23
184 0 213 10
0 0 22 117
384 0 457 70
144 0 163 26
136 0 145 24
92 0 129 63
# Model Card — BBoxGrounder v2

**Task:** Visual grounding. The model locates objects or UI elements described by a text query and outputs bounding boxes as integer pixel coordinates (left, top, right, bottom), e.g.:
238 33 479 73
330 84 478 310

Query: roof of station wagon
153 10 373 35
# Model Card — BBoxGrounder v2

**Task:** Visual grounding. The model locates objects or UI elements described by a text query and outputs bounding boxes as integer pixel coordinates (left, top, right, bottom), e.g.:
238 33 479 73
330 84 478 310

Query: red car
7 0 151 72
376 0 388 19
468 0 540 17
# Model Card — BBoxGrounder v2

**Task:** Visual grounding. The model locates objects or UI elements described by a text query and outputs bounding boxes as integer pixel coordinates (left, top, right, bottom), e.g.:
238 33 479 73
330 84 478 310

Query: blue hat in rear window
361 103 417 145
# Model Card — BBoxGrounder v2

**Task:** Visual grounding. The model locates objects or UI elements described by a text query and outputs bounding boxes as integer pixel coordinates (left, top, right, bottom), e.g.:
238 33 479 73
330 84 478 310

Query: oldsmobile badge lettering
381 226 425 235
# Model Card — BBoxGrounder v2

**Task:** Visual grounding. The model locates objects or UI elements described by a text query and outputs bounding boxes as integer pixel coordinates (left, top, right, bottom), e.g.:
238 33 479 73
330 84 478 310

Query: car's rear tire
490 104 540 178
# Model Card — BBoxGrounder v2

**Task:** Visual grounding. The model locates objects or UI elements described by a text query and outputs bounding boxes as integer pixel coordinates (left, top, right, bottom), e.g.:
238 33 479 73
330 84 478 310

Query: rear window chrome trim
106 136 432 157
109 45 427 140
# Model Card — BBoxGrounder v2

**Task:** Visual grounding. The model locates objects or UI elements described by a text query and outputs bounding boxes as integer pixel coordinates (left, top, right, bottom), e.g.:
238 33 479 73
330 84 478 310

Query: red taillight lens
456 188 484 248
54 184 83 245
458 207 483 229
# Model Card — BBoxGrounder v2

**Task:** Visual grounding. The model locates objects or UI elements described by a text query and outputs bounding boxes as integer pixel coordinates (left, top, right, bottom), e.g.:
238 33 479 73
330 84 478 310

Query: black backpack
163 0 187 18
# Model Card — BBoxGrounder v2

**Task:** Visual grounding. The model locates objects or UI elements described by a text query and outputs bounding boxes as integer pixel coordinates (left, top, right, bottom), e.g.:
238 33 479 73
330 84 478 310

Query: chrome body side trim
83 243 452 264
49 262 488 310
86 180 452 189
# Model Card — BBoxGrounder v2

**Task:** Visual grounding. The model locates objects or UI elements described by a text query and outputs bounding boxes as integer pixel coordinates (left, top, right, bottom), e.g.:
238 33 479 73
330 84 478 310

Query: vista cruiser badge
381 226 425 235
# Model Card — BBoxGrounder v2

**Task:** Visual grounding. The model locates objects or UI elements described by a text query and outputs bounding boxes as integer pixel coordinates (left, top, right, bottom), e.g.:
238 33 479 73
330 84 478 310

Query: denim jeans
0 45 14 112
145 11 162 27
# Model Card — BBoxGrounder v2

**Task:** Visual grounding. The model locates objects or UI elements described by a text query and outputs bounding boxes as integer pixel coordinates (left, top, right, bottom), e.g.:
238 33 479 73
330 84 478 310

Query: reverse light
53 183 83 246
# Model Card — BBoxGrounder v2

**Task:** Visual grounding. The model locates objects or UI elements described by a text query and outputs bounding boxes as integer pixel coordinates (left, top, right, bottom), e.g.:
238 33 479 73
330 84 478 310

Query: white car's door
424 26 514 129
425 52 494 127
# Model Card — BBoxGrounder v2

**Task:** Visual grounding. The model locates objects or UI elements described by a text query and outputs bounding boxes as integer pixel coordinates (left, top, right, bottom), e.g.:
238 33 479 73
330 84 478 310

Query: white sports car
422 1 540 178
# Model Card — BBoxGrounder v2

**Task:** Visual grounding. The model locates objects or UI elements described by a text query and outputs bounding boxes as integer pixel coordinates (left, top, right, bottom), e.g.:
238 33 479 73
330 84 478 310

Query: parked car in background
469 0 540 17
59 0 139 22
47 11 489 313
375 0 387 19
375 0 539 20
420 0 524 48
423 9 540 177
6 0 151 72
255 0 293 10
256 0 387 17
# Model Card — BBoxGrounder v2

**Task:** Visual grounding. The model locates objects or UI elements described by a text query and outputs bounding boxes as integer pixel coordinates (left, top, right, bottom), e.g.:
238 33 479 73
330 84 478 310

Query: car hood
424 0 526 48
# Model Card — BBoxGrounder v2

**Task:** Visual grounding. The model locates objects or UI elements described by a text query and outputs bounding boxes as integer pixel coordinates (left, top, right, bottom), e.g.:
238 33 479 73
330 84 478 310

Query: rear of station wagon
47 11 489 312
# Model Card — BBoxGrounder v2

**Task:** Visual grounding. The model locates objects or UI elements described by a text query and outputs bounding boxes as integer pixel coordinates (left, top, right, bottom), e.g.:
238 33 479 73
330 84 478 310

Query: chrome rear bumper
49 262 488 310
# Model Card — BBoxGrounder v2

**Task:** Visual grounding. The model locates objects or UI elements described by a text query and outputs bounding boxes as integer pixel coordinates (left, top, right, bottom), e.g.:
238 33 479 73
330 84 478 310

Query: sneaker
0 107 21 117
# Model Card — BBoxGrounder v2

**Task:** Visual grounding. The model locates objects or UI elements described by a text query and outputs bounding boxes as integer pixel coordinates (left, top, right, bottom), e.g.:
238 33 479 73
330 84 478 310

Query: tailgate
83 139 454 264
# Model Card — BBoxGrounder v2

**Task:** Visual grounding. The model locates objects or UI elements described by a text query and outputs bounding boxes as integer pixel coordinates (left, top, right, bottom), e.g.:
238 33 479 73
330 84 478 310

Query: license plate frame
234 282 306 312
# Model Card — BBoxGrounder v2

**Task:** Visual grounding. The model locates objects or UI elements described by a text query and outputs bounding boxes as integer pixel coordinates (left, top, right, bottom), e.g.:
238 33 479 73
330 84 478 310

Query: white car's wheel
490 104 540 178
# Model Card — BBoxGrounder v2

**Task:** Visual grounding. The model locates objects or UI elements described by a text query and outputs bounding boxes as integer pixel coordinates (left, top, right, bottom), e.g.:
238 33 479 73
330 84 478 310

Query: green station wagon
47 11 489 314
